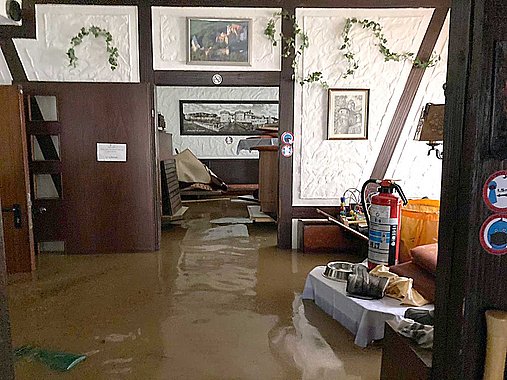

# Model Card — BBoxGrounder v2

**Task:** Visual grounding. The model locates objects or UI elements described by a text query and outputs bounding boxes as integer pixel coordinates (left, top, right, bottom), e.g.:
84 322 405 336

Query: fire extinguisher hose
360 179 381 227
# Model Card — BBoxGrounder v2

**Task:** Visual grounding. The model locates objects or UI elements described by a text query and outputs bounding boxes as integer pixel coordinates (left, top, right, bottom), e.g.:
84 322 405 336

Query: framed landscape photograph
327 89 369 140
180 100 279 136
187 18 251 65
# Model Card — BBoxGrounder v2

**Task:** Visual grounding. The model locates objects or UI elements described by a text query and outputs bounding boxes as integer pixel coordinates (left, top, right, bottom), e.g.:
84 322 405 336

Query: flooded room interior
0 1 506 379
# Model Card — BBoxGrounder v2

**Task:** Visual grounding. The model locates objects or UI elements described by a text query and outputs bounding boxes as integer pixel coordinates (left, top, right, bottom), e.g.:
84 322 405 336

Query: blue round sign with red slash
281 131 294 145
483 170 507 212
479 214 507 255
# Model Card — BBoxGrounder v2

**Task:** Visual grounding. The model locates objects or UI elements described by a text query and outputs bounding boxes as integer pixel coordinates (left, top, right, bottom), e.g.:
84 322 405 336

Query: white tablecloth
302 266 434 348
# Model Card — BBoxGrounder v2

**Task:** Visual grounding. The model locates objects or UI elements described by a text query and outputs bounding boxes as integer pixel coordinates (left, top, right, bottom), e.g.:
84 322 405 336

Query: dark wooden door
22 83 159 254
433 0 507 379
0 198 15 379
0 85 35 273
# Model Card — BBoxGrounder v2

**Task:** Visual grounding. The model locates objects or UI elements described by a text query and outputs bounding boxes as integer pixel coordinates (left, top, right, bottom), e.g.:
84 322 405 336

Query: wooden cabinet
199 159 259 185
297 220 367 254
251 145 278 216
380 321 432 380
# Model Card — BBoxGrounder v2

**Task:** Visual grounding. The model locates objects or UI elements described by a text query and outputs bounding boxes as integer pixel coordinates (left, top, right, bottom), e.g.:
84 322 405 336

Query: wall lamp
414 103 444 159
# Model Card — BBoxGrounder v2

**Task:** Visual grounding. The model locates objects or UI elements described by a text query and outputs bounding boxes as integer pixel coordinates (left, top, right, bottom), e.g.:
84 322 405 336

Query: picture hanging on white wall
180 100 278 135
327 89 369 140
187 18 251 65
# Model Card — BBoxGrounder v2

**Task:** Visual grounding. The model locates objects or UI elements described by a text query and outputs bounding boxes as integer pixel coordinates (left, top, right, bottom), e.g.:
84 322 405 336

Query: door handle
32 207 47 215
1 204 22 229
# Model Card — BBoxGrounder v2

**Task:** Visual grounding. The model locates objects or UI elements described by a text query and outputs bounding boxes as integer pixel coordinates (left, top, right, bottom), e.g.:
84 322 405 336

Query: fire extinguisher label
368 204 399 265
369 204 397 224
370 204 390 222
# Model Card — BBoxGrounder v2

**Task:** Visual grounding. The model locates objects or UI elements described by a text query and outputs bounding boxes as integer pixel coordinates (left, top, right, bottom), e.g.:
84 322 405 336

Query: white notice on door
97 143 127 162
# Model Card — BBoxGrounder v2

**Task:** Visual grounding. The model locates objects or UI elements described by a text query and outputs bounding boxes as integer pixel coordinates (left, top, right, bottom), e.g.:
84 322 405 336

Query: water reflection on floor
8 200 381 379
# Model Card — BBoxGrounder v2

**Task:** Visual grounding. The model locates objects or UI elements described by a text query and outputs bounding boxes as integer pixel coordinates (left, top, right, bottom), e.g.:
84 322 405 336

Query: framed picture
179 100 279 135
187 18 251 65
327 89 369 140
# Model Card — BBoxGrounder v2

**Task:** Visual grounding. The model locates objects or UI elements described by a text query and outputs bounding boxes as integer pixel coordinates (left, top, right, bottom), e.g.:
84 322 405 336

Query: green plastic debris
14 345 86 372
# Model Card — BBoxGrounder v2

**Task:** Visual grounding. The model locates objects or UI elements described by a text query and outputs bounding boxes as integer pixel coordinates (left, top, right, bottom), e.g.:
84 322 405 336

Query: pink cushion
390 261 436 303
410 243 438 275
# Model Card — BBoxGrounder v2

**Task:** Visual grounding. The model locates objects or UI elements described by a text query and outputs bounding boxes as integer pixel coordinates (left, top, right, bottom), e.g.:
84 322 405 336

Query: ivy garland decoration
264 16 441 86
340 18 440 78
66 26 119 71
264 11 328 88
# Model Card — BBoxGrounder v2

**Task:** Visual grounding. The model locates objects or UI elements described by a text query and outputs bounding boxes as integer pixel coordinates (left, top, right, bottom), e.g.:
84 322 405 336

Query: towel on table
370 265 430 306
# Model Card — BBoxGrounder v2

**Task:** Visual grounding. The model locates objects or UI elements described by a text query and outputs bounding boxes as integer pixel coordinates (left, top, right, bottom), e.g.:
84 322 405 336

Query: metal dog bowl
322 261 355 282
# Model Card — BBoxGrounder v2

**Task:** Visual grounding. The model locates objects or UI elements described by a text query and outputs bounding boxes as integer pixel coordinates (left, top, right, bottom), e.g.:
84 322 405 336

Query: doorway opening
155 85 280 231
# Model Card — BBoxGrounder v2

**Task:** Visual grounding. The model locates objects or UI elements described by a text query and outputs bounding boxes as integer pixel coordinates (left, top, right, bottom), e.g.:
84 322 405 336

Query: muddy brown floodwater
8 200 381 379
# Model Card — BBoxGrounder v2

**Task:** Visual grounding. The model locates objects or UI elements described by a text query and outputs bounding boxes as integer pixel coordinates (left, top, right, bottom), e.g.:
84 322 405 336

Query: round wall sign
281 144 293 157
483 170 507 212
281 131 294 145
479 214 507 255
212 73 223 85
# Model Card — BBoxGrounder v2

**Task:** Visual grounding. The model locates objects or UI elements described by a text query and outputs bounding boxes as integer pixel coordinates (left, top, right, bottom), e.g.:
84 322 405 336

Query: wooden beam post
277 6 296 249
433 0 507 378
0 39 27 83
370 7 448 179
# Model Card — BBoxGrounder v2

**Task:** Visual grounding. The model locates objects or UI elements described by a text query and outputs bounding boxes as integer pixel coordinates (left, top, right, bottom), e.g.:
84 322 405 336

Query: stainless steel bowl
322 261 355 282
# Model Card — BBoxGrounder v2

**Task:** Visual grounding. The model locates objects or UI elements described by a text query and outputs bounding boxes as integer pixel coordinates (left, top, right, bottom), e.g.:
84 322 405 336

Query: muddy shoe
346 265 389 299
404 308 435 326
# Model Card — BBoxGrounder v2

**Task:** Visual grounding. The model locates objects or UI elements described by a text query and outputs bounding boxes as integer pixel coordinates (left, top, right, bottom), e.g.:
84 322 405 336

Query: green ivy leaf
264 12 330 88
67 26 119 72
341 17 439 75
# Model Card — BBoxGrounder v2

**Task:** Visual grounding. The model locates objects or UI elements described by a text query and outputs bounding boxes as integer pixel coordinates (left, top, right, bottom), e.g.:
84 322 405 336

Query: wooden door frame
0 85 36 273
0 198 15 379
433 0 507 378
432 0 472 376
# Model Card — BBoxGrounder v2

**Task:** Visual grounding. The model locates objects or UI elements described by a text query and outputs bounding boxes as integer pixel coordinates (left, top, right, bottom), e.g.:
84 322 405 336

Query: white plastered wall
386 16 449 197
13 4 139 82
0 47 12 84
156 86 279 159
292 8 448 208
152 7 281 71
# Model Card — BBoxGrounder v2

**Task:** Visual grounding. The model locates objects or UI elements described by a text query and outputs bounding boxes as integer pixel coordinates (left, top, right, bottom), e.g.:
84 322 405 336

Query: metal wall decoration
187 18 251 65
414 103 445 142
327 89 369 140
179 100 279 136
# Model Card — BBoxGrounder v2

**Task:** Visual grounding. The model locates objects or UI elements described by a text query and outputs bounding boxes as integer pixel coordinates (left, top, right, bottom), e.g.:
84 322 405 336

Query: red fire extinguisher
361 179 408 269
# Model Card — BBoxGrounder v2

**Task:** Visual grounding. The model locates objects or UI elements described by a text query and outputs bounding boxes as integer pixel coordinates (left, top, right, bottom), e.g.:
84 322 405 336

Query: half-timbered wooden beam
370 7 449 179
0 39 27 82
